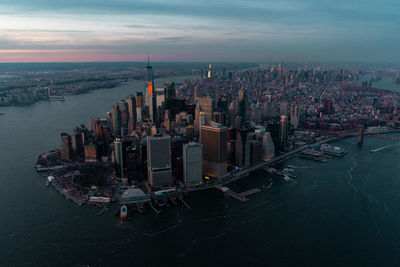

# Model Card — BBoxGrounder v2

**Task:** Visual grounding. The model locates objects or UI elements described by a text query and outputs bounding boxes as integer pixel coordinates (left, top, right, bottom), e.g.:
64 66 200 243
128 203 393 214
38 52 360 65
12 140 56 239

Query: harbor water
1 76 400 266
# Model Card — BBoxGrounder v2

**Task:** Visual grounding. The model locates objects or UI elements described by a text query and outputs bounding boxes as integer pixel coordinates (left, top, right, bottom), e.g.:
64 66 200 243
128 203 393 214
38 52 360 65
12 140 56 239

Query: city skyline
2 0 400 265
0 0 399 63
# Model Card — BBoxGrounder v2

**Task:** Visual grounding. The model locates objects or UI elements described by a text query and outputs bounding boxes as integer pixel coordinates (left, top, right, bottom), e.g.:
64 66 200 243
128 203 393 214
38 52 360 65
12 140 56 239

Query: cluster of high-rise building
59 61 400 191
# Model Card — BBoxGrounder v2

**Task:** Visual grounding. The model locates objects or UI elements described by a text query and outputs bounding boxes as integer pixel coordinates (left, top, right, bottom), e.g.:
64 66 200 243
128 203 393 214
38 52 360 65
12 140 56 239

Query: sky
0 0 399 63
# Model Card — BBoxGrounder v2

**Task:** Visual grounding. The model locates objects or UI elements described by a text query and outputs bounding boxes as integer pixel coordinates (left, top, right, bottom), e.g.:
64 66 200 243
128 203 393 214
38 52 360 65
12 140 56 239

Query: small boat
46 176 54 187
120 205 128 221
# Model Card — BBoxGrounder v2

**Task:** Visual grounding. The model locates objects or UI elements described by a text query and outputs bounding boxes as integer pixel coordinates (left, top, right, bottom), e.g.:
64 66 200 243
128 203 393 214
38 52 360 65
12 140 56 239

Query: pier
96 204 110 216
266 167 297 178
215 185 249 202
297 154 328 163
215 185 261 202
178 196 192 210
239 188 261 197
148 202 161 214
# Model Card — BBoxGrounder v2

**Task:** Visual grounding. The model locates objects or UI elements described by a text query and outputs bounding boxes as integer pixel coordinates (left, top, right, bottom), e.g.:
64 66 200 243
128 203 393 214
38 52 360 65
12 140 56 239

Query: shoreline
39 133 349 209
42 129 400 210
0 72 200 108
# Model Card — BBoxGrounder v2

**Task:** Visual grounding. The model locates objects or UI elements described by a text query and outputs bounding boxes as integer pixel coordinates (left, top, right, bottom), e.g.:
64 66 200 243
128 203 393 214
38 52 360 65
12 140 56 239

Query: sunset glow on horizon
0 0 399 63
0 50 181 63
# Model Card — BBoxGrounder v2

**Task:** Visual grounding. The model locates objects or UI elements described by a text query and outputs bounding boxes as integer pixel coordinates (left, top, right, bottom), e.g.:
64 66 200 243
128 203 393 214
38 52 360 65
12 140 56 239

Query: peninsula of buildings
35 61 400 219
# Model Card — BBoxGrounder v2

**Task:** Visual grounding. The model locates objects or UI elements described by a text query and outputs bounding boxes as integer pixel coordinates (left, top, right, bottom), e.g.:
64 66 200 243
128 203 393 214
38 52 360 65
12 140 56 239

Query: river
1 75 400 266
359 74 400 92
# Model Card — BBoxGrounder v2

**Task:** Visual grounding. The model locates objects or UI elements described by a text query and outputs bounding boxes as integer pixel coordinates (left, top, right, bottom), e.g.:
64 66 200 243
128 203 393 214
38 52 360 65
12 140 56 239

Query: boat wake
370 143 400 153
263 181 273 189
346 161 391 216
346 161 358 201
283 175 298 184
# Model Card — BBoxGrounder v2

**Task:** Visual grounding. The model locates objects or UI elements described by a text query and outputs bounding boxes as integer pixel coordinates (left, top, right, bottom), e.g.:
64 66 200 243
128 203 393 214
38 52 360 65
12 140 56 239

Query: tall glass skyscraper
145 59 156 123
146 135 172 188
200 123 227 178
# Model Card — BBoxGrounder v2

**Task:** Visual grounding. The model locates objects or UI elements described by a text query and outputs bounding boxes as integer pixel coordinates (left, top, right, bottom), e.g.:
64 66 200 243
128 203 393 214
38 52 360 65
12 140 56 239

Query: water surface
1 76 400 266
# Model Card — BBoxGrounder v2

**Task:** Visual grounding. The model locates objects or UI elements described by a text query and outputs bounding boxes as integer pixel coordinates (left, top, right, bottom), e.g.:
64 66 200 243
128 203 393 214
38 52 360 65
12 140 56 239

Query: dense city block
36 62 400 218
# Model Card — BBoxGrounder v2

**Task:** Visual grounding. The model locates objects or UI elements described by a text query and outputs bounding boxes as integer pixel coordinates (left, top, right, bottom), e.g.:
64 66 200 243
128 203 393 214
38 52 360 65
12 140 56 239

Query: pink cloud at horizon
0 50 194 63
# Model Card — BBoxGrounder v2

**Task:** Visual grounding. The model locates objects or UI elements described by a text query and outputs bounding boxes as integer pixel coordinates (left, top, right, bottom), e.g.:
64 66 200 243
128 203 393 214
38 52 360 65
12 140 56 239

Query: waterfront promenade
179 135 343 193
180 129 400 194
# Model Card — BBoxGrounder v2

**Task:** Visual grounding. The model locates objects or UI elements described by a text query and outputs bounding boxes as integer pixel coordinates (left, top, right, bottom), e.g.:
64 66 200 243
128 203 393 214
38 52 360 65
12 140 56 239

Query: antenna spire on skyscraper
147 53 150 66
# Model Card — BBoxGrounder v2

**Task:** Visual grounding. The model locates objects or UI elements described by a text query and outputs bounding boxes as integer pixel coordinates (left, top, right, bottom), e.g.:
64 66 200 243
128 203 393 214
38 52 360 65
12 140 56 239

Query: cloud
2 29 90 33
125 24 152 29
0 0 398 62
1 0 398 26
158 36 189 42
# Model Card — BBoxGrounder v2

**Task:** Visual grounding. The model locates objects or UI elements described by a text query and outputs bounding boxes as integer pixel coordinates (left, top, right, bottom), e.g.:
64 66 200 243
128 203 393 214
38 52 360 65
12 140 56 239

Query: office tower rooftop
146 135 172 188
183 142 203 185
200 123 227 178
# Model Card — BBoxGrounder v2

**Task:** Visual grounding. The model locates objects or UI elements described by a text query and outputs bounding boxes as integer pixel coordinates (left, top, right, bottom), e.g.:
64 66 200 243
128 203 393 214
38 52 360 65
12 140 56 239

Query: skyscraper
164 82 175 101
183 142 203 185
146 135 172 188
207 64 213 79
94 119 104 140
199 97 213 125
84 144 97 163
114 138 124 178
125 96 137 122
81 128 89 146
249 139 262 166
290 104 299 129
105 112 112 130
145 59 156 123
235 129 250 168
71 131 83 157
156 87 166 109
112 104 122 138
238 89 248 122
200 122 227 178
194 101 201 138
262 132 275 161
212 111 223 125
136 92 143 123
118 100 129 128
280 102 289 116
61 133 73 161
279 115 288 149
88 118 96 132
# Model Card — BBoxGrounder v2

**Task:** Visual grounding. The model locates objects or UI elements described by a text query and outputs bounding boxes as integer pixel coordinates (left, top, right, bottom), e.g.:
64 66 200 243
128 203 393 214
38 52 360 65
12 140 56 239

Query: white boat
46 176 54 187
120 205 128 221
